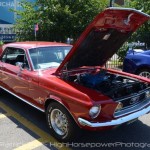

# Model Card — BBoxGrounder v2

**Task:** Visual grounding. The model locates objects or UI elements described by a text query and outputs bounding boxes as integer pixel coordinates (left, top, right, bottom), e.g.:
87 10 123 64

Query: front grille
114 88 150 118
120 93 146 109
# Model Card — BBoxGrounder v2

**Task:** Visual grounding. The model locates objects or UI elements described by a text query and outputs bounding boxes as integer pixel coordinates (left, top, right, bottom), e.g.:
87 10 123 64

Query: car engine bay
66 69 149 100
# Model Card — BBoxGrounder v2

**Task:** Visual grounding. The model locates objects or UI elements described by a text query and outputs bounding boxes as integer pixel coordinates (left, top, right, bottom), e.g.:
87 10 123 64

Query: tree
116 0 150 61
129 0 150 48
14 1 37 41
14 0 107 42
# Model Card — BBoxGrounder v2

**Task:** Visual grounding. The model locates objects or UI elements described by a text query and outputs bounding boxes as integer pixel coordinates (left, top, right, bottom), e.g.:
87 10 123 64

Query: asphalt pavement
0 89 150 150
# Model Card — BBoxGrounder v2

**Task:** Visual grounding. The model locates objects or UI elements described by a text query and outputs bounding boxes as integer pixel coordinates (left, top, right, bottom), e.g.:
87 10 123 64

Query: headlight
145 90 150 99
115 102 123 112
89 105 101 119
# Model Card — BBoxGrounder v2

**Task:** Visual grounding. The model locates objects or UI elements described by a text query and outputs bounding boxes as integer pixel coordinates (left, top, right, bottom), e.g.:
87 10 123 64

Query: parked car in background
123 49 150 79
0 8 150 142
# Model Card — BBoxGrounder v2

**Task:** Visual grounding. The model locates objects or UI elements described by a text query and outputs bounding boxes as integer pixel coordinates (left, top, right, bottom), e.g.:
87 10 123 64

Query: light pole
110 0 125 7
14 0 17 22
110 0 115 7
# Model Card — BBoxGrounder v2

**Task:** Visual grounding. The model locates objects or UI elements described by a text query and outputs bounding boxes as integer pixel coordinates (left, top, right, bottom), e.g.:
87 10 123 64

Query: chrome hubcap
50 109 68 136
139 71 150 79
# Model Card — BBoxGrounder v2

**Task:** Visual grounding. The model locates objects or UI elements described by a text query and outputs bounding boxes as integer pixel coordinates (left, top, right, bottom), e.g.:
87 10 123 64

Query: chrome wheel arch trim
45 98 80 127
0 86 45 112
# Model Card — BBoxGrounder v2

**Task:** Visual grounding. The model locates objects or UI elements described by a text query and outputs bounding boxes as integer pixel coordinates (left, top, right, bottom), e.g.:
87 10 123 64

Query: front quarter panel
37 73 118 129
36 75 94 120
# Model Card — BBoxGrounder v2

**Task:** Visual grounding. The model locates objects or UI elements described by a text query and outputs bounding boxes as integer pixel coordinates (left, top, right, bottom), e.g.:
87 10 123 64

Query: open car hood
56 7 150 74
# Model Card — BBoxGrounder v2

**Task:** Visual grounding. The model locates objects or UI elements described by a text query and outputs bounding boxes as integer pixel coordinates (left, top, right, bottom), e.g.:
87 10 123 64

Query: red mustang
0 8 150 141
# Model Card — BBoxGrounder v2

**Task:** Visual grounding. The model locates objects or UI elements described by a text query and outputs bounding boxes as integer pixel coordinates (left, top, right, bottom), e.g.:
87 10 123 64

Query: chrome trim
0 86 45 112
50 108 68 136
116 87 150 102
26 49 33 71
114 98 150 117
113 88 150 117
47 98 79 126
78 105 150 127
89 105 101 119
27 49 37 71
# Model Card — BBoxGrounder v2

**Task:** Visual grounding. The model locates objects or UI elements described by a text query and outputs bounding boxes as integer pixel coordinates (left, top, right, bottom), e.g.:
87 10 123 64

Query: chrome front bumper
78 105 150 127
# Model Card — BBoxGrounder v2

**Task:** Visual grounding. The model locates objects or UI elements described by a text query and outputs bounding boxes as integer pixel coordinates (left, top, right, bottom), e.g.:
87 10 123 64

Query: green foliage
117 0 150 61
117 42 128 61
13 0 150 65
14 0 37 41
14 0 107 42
129 0 150 48
0 41 4 46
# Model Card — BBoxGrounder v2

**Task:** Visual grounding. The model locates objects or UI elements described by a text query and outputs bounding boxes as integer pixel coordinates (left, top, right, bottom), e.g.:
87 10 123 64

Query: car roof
3 41 71 50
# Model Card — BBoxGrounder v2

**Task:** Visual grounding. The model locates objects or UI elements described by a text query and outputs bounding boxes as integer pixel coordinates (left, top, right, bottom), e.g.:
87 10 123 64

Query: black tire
137 68 150 79
46 102 81 142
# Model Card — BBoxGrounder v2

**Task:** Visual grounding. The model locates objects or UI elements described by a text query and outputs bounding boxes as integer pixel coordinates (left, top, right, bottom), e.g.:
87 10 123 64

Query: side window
1 47 29 69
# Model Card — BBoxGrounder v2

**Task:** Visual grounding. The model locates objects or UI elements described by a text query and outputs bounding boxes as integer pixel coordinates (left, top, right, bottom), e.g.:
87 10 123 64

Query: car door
0 47 30 99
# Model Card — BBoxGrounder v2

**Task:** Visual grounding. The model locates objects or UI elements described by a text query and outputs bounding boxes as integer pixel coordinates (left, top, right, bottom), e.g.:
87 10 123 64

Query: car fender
135 64 150 74
44 95 80 126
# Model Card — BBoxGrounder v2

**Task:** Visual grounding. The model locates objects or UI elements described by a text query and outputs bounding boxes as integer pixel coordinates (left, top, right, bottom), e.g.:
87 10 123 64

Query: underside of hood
56 7 150 74
66 28 132 69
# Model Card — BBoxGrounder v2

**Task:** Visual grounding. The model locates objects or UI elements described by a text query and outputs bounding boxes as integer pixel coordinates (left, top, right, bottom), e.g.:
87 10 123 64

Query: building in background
0 0 35 42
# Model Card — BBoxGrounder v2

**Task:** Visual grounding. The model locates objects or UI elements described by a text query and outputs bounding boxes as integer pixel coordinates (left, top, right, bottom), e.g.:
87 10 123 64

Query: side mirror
16 62 24 71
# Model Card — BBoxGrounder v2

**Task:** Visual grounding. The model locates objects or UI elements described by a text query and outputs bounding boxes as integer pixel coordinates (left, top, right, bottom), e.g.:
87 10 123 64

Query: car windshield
29 46 72 69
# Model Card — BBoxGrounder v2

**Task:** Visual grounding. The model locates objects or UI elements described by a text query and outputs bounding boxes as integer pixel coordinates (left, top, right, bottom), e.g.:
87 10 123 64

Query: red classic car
0 8 150 142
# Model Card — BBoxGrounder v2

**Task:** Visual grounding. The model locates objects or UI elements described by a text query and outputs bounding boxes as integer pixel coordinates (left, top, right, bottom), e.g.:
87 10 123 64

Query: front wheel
46 102 81 142
137 69 150 79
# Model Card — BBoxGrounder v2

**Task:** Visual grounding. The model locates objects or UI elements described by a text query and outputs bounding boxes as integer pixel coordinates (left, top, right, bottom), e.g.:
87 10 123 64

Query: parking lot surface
1 89 150 150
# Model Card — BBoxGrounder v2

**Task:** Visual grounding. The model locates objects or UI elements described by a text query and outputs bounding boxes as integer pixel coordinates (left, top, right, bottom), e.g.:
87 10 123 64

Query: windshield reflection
29 46 72 69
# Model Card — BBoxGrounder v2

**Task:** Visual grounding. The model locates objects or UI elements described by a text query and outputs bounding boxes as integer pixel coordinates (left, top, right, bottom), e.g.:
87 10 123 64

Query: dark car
123 50 150 78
